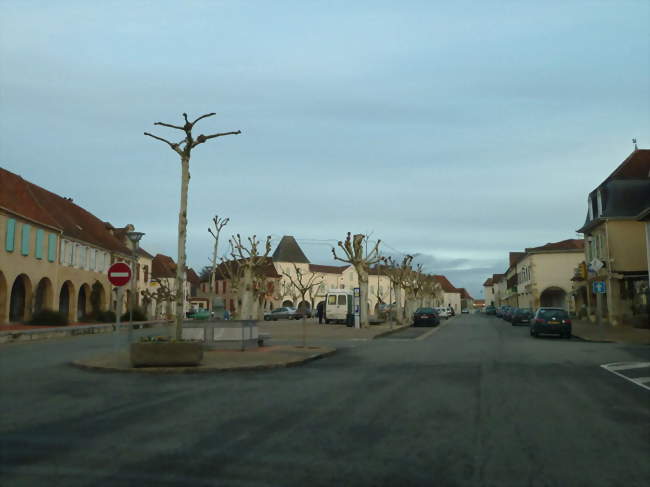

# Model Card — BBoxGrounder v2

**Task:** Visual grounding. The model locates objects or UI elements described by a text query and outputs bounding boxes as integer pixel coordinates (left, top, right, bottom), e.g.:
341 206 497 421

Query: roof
606 149 650 181
152 254 177 279
309 264 349 274
483 278 493 286
110 224 154 259
186 268 201 285
457 288 474 300
526 239 585 253
492 274 505 283
214 257 281 280
509 252 526 267
271 236 310 263
433 275 460 293
0 167 131 255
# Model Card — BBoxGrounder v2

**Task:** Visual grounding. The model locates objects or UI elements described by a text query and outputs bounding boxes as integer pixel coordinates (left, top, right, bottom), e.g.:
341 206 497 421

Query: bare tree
208 215 229 294
332 233 382 328
383 255 413 325
140 278 177 320
230 234 272 319
282 264 324 347
145 113 240 340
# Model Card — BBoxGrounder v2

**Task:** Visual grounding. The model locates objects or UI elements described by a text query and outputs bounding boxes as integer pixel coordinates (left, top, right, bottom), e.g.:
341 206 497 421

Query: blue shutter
48 234 57 262
21 224 31 256
35 229 44 259
5 218 16 252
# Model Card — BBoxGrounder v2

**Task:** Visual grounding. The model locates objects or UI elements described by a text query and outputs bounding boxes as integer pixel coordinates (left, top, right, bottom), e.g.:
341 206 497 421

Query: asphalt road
1 314 649 487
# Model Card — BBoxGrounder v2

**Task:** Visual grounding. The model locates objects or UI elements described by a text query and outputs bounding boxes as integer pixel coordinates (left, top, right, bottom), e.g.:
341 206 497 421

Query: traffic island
70 345 336 374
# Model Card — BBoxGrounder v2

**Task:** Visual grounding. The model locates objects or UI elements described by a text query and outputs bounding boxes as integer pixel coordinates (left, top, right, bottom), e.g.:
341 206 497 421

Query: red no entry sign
108 262 132 287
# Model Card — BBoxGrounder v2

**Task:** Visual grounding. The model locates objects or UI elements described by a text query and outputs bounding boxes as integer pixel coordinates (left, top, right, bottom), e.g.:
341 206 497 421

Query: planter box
181 320 259 350
130 342 203 367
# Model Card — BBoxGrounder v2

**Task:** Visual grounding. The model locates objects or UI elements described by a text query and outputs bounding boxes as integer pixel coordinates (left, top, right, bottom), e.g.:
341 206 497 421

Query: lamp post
126 231 145 343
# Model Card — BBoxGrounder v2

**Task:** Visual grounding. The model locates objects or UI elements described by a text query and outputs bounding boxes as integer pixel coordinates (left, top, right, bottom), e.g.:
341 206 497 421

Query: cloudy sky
1 0 648 298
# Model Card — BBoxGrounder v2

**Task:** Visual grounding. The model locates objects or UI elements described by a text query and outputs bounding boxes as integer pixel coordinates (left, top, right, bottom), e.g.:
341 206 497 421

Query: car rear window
416 308 436 313
538 309 568 319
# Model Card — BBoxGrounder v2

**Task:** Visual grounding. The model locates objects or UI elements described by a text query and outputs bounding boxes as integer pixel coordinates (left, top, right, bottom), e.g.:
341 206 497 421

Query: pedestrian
317 301 325 324
224 309 230 321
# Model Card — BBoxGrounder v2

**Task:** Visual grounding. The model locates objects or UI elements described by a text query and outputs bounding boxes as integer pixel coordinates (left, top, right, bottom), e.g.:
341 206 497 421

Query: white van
324 289 353 324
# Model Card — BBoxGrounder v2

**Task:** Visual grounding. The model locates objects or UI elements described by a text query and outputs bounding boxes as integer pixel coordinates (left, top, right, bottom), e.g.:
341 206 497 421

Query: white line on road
600 363 650 391
416 319 451 341
604 362 650 371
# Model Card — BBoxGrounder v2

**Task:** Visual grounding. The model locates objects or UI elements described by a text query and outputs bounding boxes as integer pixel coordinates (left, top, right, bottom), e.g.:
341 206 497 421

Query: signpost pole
113 286 122 352
354 287 360 329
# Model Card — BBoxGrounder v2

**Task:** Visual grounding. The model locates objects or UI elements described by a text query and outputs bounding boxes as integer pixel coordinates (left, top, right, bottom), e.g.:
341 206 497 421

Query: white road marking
600 362 650 391
416 319 450 341
605 362 650 372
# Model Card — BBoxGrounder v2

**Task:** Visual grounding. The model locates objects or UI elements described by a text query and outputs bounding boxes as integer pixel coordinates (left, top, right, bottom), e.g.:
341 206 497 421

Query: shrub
99 310 117 322
120 307 148 322
30 309 68 326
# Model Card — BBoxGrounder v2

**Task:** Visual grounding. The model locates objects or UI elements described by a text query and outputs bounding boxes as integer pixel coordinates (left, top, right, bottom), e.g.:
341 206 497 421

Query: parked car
510 308 533 325
530 308 572 338
503 307 516 321
413 307 440 327
461 308 469 314
188 309 211 320
485 305 496 315
264 307 299 321
435 307 450 319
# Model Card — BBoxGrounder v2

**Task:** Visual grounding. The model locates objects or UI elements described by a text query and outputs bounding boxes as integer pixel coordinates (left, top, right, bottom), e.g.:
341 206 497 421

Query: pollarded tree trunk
393 282 402 324
174 156 190 340
358 268 369 328
240 267 254 319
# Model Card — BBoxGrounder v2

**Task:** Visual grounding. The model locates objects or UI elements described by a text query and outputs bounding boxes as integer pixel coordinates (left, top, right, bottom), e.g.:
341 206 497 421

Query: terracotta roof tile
433 275 460 293
152 254 177 279
187 268 201 285
525 239 584 253
483 278 493 286
309 264 349 274
0 167 131 254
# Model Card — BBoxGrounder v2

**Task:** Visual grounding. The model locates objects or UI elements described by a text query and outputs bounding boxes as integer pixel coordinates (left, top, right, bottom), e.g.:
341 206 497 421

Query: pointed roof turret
271 235 310 263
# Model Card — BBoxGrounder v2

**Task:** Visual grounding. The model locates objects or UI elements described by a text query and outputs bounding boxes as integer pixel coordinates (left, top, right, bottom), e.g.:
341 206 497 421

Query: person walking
317 301 325 324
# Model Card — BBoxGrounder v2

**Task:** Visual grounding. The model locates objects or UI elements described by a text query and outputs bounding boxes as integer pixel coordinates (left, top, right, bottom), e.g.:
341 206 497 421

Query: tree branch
192 130 242 148
192 112 216 125
144 132 182 154
154 122 186 130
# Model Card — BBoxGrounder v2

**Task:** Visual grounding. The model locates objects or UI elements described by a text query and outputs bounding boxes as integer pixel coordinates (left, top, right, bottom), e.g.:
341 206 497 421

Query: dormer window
596 189 603 216
588 196 594 220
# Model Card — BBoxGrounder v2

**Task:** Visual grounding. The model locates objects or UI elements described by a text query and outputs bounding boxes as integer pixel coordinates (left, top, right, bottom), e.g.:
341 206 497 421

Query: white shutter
60 240 66 264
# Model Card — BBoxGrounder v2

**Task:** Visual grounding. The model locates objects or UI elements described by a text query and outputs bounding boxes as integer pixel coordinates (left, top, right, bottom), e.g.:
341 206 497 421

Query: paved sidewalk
572 319 650 345
71 345 336 374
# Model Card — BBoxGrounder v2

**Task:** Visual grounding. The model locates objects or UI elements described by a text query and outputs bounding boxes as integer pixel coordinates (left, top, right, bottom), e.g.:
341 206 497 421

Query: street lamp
126 231 145 343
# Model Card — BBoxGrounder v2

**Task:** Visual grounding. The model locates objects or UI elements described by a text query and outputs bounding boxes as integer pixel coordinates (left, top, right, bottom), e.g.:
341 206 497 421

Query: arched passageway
297 300 310 311
0 271 7 322
282 300 294 307
90 281 106 315
59 281 75 321
9 274 33 322
34 277 54 313
540 287 567 309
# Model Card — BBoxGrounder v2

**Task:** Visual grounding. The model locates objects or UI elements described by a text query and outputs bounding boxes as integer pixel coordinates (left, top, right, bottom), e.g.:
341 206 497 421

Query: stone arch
90 281 106 315
540 286 568 309
77 283 91 320
34 277 54 313
0 271 7 323
59 280 75 322
282 300 294 307
297 300 310 311
9 274 33 322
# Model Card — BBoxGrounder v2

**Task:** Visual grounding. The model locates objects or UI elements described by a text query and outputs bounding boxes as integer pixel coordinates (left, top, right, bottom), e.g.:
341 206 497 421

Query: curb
0 321 171 345
372 323 412 339
69 348 337 375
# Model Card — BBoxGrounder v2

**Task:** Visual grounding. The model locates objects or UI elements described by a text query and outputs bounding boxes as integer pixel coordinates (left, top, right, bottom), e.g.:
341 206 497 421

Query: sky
1 0 648 298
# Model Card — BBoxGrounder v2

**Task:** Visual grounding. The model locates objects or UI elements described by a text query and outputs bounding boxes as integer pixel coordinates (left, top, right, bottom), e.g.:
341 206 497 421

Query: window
21 224 31 256
67 242 74 266
596 190 603 216
35 229 44 259
47 234 57 262
90 248 96 270
338 295 346 305
328 295 337 305
5 218 16 252
588 196 593 220
60 240 66 263
144 265 149 283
